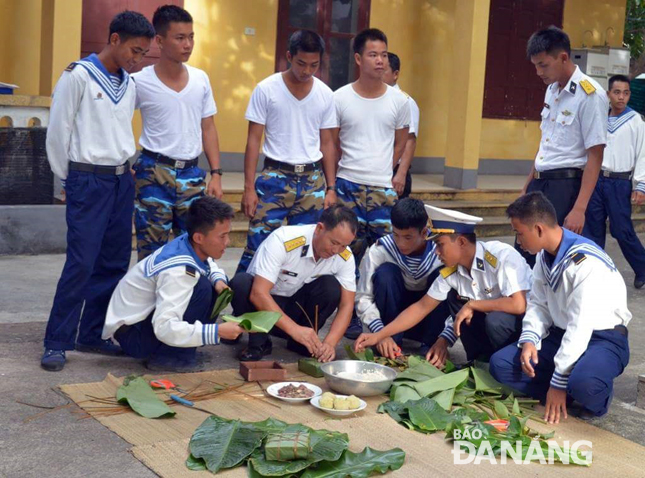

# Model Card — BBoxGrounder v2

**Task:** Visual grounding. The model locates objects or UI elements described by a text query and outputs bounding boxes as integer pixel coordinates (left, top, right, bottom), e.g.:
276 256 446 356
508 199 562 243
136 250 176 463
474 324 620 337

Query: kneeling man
102 197 245 372
490 192 631 423
231 204 357 362
355 205 532 367
356 198 449 358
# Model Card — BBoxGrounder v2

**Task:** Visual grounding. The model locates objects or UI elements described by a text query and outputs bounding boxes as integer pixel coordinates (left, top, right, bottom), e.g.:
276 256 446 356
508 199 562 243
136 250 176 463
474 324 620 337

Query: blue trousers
372 263 448 345
584 176 645 280
44 169 134 350
114 275 214 361
517 175 582 267
489 327 630 416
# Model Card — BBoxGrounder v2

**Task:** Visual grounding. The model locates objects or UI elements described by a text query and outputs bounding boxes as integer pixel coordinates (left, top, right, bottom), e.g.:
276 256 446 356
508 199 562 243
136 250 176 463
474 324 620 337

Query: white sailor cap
424 204 483 237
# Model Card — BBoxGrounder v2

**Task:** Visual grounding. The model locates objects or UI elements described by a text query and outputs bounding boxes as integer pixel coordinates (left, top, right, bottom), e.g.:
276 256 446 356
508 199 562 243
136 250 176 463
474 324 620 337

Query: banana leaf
248 427 350 476
188 415 266 473
390 384 421 403
431 388 455 411
394 360 443 382
344 344 374 362
413 368 469 397
115 377 175 419
222 311 282 333
470 364 504 392
249 417 289 434
377 400 408 422
210 287 233 319
406 398 452 432
185 454 206 471
300 447 406 478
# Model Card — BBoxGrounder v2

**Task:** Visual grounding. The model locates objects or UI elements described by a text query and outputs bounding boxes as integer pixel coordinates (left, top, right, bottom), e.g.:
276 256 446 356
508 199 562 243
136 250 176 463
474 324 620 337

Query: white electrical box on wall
571 48 609 77
608 48 630 75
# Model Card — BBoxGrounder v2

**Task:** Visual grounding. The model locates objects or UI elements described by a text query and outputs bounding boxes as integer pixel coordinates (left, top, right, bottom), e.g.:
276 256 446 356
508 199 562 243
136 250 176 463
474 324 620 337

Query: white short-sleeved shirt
427 241 532 302
245 73 336 164
535 66 608 171
393 84 419 136
247 224 356 297
333 84 411 188
133 64 217 160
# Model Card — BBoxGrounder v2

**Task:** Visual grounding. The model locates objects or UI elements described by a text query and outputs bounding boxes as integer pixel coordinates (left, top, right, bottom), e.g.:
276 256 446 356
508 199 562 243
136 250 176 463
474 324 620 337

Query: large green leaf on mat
300 447 406 478
210 287 233 319
185 453 206 471
115 377 175 419
189 415 266 473
390 384 421 403
471 364 505 392
406 398 452 432
249 417 289 434
221 311 282 333
248 427 350 477
413 368 469 397
395 359 443 382
431 388 456 411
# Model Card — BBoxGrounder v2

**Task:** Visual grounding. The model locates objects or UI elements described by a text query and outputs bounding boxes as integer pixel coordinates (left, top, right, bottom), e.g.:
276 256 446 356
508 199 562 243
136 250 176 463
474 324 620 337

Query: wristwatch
210 168 223 176
326 185 337 192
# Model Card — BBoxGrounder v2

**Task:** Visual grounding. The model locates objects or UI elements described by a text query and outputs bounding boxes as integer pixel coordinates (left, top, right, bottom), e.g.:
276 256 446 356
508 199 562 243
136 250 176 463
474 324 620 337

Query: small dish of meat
266 382 323 403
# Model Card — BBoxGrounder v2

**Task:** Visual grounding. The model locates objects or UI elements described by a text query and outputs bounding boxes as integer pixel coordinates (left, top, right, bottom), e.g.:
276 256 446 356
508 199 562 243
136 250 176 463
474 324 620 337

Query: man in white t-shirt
383 52 420 199
133 5 224 260
236 29 337 274
331 28 410 339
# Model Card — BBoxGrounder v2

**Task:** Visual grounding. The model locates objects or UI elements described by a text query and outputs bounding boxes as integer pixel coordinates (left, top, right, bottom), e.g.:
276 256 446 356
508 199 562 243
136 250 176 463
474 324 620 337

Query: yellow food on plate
347 395 361 410
319 394 335 409
333 397 350 410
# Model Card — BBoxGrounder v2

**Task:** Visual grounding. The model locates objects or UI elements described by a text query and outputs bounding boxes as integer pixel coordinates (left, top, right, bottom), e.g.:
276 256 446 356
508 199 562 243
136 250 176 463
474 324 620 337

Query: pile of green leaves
116 376 175 419
343 345 411 372
221 311 282 333
186 415 405 476
377 359 589 466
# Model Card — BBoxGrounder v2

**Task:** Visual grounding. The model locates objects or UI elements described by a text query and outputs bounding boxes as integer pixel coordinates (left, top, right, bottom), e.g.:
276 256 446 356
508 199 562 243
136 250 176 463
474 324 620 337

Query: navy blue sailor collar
144 233 210 278
76 53 130 104
608 106 637 134
378 232 438 280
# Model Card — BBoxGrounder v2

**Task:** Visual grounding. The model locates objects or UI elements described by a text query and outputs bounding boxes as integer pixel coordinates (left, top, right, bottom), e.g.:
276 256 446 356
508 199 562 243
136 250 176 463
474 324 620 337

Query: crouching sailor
490 192 631 423
102 197 245 372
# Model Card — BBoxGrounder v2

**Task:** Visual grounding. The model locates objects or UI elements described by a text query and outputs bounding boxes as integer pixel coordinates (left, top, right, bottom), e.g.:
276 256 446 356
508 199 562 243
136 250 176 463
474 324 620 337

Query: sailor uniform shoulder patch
339 248 352 261
572 252 587 265
440 266 457 278
185 265 197 277
484 251 498 268
64 62 77 72
284 236 306 252
579 80 596 95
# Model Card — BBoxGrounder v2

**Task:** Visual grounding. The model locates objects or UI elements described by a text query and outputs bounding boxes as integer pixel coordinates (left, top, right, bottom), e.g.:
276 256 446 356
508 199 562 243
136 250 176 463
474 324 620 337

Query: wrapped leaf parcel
265 432 311 461
115 377 175 419
221 311 281 333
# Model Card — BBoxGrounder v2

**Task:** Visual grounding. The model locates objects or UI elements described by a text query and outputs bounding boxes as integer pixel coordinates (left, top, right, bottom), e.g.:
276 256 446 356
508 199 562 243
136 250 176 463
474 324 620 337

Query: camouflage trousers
336 177 397 270
134 153 205 261
236 164 325 273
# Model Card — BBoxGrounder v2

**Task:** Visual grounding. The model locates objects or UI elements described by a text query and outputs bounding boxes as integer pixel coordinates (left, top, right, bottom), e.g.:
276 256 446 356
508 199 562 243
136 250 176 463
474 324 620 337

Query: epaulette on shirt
579 79 596 95
185 265 197 277
484 251 498 268
284 236 306 252
339 249 352 261
571 252 587 265
64 62 77 72
440 266 457 278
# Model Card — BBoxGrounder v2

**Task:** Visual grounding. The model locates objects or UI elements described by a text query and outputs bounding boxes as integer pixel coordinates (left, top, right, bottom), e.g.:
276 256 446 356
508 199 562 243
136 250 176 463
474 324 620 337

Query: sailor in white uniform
41 11 155 372
230 205 357 362
584 74 645 288
355 205 532 367
102 197 245 372
491 191 631 423
356 198 449 358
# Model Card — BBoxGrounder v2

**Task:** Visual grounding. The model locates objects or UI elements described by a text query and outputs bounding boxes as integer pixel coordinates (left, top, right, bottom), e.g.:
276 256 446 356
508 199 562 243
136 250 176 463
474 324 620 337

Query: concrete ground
2 235 645 478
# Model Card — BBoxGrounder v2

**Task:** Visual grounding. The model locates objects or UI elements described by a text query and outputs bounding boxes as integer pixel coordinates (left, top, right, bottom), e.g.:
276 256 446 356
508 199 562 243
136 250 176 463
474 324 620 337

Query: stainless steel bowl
319 360 397 397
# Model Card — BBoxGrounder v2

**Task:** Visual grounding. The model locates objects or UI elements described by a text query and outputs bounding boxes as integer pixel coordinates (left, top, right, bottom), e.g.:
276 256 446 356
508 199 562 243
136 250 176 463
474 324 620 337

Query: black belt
265 157 320 173
69 161 129 175
601 170 632 180
141 148 199 169
533 168 583 180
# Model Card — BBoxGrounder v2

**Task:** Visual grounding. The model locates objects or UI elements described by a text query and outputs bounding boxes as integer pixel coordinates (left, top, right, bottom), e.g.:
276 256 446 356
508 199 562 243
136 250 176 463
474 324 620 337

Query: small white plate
310 394 367 416
266 382 323 403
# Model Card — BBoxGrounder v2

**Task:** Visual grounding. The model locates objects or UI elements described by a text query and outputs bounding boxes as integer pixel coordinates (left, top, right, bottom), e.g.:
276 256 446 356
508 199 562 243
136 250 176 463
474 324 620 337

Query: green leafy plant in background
115 377 175 419
185 414 405 476
221 311 282 333
210 288 233 319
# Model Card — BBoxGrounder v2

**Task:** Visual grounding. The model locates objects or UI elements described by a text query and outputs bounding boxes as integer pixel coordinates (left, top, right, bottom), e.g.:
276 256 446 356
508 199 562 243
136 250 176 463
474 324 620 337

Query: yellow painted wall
183 0 279 154
0 1 12 82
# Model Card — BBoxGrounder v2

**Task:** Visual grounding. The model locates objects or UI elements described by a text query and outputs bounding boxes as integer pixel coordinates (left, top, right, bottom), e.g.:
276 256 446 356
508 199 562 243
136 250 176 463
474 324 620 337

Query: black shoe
76 339 123 356
239 340 272 361
344 315 363 340
41 349 66 371
635 277 645 289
